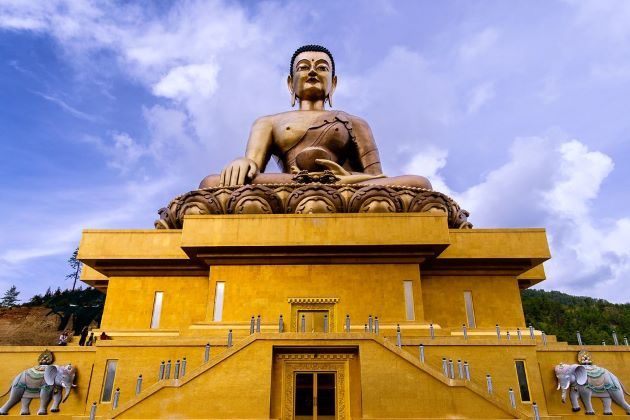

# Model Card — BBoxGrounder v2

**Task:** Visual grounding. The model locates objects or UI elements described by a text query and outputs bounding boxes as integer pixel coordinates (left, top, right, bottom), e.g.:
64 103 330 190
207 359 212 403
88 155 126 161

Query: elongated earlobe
326 94 333 108
291 93 297 107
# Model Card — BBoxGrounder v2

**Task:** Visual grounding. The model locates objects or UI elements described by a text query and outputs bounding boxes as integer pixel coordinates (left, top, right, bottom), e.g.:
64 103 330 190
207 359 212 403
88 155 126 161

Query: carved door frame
288 297 339 332
277 353 352 420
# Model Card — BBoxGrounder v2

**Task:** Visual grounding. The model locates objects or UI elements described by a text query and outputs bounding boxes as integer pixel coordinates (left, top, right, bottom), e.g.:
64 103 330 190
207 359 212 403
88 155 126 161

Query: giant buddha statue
156 45 471 229
199 45 432 190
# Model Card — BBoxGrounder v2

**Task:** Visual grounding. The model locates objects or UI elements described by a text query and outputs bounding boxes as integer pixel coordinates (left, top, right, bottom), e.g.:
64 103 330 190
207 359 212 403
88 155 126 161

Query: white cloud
459 27 499 61
542 140 613 220
403 147 451 195
405 135 629 302
153 63 220 101
466 81 495 114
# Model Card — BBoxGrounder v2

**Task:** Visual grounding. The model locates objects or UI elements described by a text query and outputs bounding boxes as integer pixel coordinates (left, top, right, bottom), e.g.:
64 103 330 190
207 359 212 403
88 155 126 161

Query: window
515 360 531 402
463 291 476 328
150 291 164 329
101 360 118 402
213 282 225 322
403 280 415 321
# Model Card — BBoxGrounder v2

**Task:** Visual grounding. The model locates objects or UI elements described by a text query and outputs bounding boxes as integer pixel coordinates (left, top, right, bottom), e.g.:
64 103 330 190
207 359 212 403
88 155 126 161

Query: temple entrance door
294 372 336 420
297 310 328 332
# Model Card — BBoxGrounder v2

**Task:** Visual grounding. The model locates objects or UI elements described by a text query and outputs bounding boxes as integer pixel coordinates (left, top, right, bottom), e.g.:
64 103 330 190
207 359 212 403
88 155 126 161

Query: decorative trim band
288 297 339 304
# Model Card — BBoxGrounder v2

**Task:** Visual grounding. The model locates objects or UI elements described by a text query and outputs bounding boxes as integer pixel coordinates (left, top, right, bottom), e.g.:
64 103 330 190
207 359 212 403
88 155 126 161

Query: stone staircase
87 332 548 419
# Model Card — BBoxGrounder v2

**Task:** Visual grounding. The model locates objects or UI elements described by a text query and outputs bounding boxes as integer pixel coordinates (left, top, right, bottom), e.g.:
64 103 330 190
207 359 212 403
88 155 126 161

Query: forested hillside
522 289 630 345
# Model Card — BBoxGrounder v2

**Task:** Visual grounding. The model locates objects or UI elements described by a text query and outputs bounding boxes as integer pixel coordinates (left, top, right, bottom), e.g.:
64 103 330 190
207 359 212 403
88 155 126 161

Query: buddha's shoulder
257 110 369 124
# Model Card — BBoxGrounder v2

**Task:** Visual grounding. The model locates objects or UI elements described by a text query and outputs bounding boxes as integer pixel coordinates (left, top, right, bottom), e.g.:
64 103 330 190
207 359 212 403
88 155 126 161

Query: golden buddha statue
156 45 472 229
199 45 432 190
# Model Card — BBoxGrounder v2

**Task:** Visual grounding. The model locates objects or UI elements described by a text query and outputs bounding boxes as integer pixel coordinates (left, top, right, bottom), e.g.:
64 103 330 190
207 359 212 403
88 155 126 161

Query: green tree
66 247 82 292
0 285 20 307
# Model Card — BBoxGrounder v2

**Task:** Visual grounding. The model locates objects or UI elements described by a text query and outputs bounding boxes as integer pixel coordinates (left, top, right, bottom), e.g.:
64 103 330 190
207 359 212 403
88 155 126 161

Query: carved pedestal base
155 183 472 229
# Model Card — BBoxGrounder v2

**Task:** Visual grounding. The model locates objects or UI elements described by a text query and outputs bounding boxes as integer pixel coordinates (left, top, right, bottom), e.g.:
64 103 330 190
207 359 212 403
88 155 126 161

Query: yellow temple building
1 44 629 419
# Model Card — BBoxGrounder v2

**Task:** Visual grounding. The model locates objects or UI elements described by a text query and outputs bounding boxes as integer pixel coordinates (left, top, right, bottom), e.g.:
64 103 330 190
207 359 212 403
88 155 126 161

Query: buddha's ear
327 75 338 108
287 74 296 107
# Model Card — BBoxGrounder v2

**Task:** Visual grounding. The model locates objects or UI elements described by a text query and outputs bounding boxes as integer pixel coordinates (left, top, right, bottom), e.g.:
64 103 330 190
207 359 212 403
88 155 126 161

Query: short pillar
181 357 187 377
529 324 535 339
495 324 501 339
113 388 120 409
448 359 455 379
462 323 468 340
577 331 583 346
602 340 606 346
396 324 402 347
508 388 516 408
542 331 547 346
301 315 306 333
532 402 540 420
165 360 171 379
506 331 511 340
158 361 165 380
174 360 180 379
345 314 350 332
279 315 284 333
613 331 619 346
429 323 435 339
463 361 470 381
135 374 142 395
374 317 379 335
625 336 629 346
256 315 261 333
227 329 233 347
323 314 329 333
517 327 522 341
441 358 448 377
368 314 373 332
249 316 255 334
486 374 493 394
89 402 97 420
419 344 425 363
204 343 211 363
457 360 463 379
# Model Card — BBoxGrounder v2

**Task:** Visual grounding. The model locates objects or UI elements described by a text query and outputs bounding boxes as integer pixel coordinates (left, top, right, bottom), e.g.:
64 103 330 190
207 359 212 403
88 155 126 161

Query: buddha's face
288 51 337 103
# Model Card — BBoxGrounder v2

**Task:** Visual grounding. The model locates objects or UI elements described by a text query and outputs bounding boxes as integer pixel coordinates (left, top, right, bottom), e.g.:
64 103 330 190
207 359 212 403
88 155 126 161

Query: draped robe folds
276 111 382 174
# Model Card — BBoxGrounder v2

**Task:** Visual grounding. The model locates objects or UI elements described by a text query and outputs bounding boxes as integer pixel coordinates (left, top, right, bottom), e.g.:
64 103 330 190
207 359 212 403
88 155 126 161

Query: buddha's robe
277 111 382 174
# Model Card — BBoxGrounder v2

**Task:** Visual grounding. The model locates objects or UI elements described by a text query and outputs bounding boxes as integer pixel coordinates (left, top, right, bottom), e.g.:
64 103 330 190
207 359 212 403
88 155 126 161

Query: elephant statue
0 364 77 415
554 363 630 415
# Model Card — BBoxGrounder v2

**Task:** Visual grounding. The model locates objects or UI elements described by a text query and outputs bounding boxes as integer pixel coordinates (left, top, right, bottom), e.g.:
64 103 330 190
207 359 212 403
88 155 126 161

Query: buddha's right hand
220 158 259 186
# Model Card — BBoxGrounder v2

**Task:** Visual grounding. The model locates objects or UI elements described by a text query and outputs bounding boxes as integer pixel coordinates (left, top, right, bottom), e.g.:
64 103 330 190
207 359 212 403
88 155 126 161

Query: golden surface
2 213 628 418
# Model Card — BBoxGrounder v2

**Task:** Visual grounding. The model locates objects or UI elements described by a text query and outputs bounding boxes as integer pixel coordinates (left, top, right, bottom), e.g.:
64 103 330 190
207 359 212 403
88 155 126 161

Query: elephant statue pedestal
0 364 76 416
555 363 630 415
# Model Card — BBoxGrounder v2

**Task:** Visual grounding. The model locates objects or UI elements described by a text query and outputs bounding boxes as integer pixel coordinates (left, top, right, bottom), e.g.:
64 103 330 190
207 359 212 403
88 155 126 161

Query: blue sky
1 0 629 302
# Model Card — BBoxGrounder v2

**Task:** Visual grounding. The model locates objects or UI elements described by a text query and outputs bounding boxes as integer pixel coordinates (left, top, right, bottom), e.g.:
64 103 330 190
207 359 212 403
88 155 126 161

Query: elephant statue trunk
554 363 630 415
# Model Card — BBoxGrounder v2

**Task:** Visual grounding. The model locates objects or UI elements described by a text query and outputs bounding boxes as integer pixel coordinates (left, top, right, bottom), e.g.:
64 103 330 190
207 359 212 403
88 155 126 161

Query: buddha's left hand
315 159 386 184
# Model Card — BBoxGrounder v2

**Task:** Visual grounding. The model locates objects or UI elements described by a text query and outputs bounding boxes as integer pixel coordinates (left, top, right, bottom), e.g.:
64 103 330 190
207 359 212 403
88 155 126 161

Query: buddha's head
288 44 337 107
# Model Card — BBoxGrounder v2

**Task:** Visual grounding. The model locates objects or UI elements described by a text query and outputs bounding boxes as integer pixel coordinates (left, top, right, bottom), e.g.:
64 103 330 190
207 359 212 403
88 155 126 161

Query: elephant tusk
72 384 77 388
563 382 571 390
556 383 561 390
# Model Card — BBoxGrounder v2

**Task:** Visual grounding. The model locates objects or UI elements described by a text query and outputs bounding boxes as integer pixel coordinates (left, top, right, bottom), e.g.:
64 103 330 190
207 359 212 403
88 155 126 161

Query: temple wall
120 341 274 419
207 264 424 329
402 342 547 413
421 274 526 329
100 276 209 331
